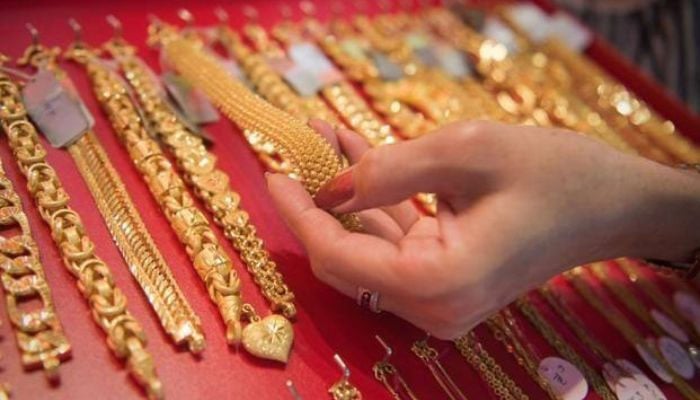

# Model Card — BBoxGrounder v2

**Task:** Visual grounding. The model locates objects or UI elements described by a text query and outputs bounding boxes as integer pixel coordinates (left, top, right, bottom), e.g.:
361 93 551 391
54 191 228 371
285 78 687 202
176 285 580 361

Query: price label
673 291 700 332
635 343 673 383
288 42 343 88
657 336 695 379
546 12 592 53
505 3 551 43
617 359 667 400
538 357 588 400
482 17 520 54
22 70 94 148
650 308 689 343
161 72 219 125
369 51 404 81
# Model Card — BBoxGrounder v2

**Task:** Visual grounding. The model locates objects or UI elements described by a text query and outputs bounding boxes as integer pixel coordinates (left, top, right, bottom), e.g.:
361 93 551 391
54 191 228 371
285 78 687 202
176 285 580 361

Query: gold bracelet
565 266 700 400
105 36 297 319
454 331 529 400
67 39 293 363
515 297 617 400
0 95 70 378
7 46 162 398
149 21 361 233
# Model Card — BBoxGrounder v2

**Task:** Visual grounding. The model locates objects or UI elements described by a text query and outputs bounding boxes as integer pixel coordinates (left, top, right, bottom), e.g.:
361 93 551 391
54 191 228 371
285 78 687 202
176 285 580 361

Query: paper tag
369 51 403 81
434 44 471 78
505 4 551 44
547 12 592 53
602 363 651 400
339 39 366 60
615 359 667 400
657 336 695 379
267 55 323 96
673 291 700 331
537 357 588 400
288 42 343 87
21 70 94 148
162 72 219 125
650 309 689 343
635 343 673 383
482 17 520 54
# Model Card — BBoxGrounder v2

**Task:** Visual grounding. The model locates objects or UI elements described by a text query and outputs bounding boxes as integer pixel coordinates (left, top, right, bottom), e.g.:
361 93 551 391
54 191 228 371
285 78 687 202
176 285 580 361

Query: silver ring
357 287 381 313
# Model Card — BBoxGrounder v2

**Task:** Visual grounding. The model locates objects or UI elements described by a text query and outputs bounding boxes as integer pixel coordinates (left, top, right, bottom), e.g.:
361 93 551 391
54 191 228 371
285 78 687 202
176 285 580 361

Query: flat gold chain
515 297 617 400
566 266 700 400
454 331 529 400
0 107 70 378
104 38 296 318
5 47 162 399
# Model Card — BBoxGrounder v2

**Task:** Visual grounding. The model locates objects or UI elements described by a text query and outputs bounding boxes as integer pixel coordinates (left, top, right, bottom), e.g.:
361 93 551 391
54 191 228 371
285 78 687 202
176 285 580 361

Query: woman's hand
267 120 700 339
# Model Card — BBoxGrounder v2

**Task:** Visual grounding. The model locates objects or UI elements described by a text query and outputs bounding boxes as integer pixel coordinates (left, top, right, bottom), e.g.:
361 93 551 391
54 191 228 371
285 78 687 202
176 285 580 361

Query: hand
267 120 700 339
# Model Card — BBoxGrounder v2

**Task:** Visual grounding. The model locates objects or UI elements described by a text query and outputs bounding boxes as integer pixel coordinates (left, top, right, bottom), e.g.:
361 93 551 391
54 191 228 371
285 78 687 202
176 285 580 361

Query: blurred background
554 0 700 113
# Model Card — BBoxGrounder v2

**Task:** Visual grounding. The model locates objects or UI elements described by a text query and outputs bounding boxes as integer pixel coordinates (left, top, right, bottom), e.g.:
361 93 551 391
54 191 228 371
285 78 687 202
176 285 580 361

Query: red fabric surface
0 1 698 400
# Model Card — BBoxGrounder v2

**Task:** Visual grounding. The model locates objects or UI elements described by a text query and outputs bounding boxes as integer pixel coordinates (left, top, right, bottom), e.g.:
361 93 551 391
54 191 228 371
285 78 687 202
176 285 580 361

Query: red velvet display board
0 1 698 399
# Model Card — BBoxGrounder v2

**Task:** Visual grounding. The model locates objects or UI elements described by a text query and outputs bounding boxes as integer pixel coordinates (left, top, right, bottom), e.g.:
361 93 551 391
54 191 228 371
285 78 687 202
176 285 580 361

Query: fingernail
314 167 355 209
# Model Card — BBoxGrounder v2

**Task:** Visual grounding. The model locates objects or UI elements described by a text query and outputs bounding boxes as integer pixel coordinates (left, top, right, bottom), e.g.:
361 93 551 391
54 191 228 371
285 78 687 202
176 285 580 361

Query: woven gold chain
565 266 700 400
411 339 468 400
4 48 162 398
515 297 617 400
0 114 70 378
454 331 529 400
68 41 293 363
104 37 296 319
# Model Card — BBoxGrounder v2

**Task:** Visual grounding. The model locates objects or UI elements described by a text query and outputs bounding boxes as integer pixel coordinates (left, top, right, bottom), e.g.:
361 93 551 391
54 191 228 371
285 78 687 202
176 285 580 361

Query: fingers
266 173 403 293
309 118 341 155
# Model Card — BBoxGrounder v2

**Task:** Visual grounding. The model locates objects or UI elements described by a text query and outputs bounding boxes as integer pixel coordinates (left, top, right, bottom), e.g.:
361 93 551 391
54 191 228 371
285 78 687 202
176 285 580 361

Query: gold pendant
241 315 294 363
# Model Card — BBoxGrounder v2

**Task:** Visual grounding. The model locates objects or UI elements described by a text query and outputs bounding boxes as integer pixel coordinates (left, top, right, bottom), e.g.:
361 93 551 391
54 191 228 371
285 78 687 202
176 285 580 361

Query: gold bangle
0 118 70 378
8 45 162 398
104 36 297 319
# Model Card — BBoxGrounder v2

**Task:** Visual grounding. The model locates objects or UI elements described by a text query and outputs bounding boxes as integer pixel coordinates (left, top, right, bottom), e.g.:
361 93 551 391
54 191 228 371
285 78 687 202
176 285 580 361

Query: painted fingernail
314 167 355 209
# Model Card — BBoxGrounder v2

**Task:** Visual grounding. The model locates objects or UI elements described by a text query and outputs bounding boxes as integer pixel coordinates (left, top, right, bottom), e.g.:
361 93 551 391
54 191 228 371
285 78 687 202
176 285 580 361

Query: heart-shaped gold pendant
241 314 293 363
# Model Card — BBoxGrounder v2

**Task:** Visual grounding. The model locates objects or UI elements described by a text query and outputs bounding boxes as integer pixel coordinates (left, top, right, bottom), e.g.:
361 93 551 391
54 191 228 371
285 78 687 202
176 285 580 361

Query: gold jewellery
373 336 419 400
329 354 362 400
0 83 71 378
68 32 293 363
4 42 162 397
104 29 296 320
411 338 467 400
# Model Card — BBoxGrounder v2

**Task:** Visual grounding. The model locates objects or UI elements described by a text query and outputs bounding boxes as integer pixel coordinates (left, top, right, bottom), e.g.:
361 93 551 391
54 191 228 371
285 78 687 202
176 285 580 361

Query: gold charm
328 354 362 400
241 314 294 363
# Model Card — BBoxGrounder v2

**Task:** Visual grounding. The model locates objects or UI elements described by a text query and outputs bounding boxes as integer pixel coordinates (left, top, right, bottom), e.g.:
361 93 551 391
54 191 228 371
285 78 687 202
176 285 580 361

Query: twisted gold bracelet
0 89 70 378
6 46 162 398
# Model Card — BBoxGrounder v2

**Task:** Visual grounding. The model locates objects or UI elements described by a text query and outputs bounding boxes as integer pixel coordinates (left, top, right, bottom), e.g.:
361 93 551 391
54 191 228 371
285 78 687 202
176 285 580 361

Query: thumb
314 131 456 213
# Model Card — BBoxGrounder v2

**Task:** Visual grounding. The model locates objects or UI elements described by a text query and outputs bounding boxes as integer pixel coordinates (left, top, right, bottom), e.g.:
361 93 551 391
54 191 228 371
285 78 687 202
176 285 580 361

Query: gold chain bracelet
0 101 70 378
565 266 700 400
104 36 296 319
24 39 206 353
454 331 529 400
67 40 293 363
4 48 162 398
515 297 617 400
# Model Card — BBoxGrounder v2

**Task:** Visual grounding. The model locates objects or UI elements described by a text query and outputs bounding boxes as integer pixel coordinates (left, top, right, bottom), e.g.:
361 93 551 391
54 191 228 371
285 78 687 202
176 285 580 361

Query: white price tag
538 357 588 400
162 72 219 125
635 343 673 383
657 336 695 379
482 17 520 54
650 308 689 343
616 359 667 400
673 291 700 332
547 12 593 53
505 3 551 43
288 42 343 88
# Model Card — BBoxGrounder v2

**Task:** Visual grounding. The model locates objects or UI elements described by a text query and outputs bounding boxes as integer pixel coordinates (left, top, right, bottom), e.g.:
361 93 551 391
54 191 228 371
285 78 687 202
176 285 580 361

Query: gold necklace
515 297 618 400
67 38 293 363
0 75 71 377
454 330 529 400
411 339 468 400
566 266 700 400
4 47 162 398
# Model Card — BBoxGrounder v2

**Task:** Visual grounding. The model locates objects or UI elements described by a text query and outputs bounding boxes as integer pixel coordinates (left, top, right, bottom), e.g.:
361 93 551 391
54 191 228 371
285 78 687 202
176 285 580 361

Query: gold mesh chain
66 44 253 346
454 331 528 400
1 54 162 398
0 125 70 378
515 297 617 400
105 38 296 319
566 267 700 400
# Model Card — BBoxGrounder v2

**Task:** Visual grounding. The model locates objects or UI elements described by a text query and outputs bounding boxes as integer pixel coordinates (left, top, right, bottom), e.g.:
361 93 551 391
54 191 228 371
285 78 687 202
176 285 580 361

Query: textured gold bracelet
0 105 70 378
150 21 361 233
104 37 296 319
6 47 162 398
69 41 293 363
